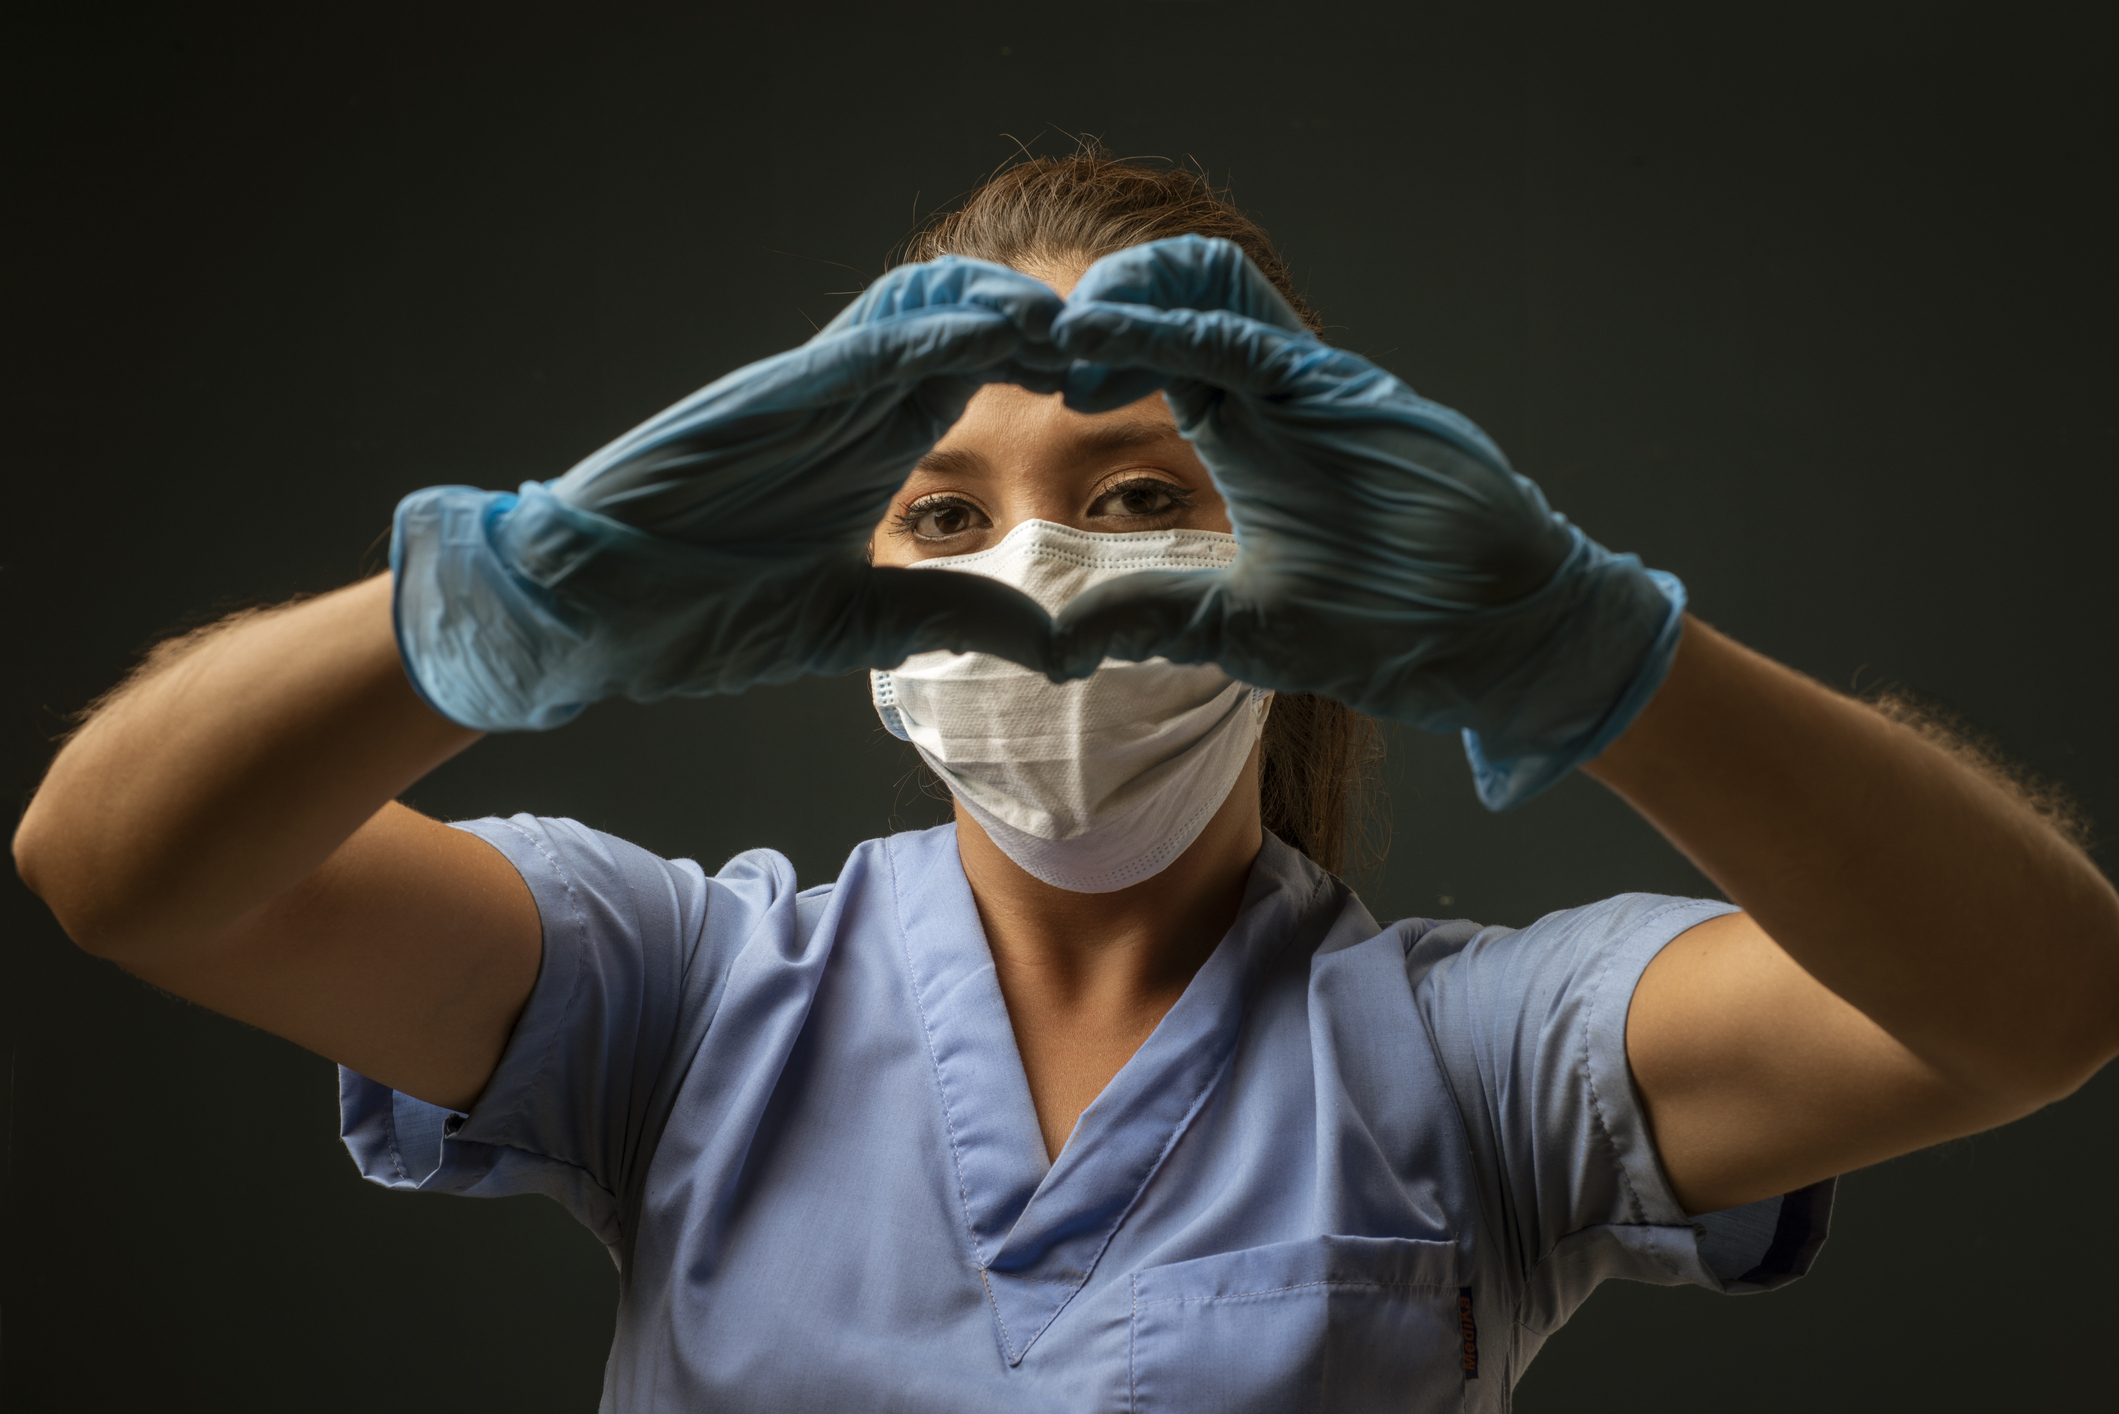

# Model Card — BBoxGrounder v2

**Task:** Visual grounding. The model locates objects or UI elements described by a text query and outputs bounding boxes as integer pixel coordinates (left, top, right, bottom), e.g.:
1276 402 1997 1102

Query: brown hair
902 145 1383 876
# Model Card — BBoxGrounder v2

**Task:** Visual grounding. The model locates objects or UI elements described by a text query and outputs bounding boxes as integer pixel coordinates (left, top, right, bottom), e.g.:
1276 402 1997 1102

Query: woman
17 155 2118 1411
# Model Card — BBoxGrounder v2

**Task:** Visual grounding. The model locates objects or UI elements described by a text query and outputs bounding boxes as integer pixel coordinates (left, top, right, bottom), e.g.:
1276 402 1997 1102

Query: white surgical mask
872 519 1269 894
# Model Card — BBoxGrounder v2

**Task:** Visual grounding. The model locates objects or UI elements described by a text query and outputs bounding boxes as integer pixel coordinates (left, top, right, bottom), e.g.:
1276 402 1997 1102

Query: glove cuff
1458 551 1687 811
393 482 904 731
392 483 605 731
393 480 775 731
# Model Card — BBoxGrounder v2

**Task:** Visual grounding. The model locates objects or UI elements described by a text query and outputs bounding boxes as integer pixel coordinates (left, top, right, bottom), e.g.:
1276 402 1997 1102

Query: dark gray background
7 1 2114 1408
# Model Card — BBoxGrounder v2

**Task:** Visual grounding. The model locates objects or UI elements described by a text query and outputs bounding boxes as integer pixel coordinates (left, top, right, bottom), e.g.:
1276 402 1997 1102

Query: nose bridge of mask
911 517 1241 617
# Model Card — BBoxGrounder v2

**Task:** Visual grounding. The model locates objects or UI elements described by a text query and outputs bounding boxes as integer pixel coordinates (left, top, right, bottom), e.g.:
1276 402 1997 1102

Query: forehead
920 384 1185 465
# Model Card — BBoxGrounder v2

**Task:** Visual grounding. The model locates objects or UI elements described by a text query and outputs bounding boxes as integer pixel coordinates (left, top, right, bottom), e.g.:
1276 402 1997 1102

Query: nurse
16 154 2119 1411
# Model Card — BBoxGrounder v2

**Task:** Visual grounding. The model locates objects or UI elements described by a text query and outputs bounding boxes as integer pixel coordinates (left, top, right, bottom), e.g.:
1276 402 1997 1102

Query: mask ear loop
871 670 912 740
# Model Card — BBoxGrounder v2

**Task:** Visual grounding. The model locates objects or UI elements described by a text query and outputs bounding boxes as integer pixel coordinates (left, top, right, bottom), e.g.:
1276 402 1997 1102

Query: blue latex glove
392 258 1069 730
1050 235 1684 810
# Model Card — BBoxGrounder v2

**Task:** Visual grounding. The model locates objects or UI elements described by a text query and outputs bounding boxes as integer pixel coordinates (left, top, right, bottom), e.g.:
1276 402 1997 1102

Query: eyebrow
911 446 987 479
1073 419 1188 457
911 419 1184 477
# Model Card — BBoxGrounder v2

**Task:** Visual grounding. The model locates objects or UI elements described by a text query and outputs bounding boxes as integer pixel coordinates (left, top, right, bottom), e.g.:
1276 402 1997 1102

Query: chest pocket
1128 1235 1467 1414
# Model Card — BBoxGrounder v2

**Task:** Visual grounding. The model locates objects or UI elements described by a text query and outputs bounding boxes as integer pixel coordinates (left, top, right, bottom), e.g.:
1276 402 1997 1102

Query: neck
956 747 1265 997
953 747 1264 1158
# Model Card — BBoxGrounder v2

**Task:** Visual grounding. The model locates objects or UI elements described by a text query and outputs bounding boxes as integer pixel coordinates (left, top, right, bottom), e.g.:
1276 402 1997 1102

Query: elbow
13 803 146 961
2060 988 2119 1104
1952 1049 2111 1133
10 804 70 936
2011 1040 2119 1116
11 807 45 904
1993 891 2119 1110
2060 912 2119 1099
1994 950 2119 1111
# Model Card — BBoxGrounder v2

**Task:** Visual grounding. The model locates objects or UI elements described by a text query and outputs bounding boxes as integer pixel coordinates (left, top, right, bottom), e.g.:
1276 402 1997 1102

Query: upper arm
1626 910 2020 1214
119 800 542 1112
1416 897 1837 1311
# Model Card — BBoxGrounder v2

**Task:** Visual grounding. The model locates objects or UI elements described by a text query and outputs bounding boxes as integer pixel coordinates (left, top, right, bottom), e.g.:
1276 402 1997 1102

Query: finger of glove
1053 304 1323 404
1050 569 1231 677
1065 236 1309 333
1063 306 1522 481
854 565 1063 676
995 361 1070 397
1056 360 1177 414
910 350 1074 425
556 307 1031 512
820 256 1065 342
965 345 1077 395
752 308 1048 409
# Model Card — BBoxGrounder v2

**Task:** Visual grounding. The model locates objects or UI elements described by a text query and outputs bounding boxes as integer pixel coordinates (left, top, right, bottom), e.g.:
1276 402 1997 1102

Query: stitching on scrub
1135 1277 1458 1307
1578 941 1644 1229
384 1101 411 1183
979 1270 1021 1361
1581 899 1710 1279
1092 858 1324 1326
1399 917 1509 1320
1581 916 1660 1236
884 835 988 1270
1069 1027 1251 1350
479 819 593 1168
885 836 1037 1358
994 898 1258 1359
1128 1273 1140 1414
1300 861 1331 910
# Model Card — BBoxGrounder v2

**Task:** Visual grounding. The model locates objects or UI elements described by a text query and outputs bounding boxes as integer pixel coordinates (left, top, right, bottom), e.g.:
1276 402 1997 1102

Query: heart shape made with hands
1042 236 1682 811
397 233 1678 810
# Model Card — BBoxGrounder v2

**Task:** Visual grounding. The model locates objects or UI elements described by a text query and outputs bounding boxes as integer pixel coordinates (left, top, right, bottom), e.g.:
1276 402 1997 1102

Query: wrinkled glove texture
392 237 1681 809
1048 235 1685 809
392 257 1071 730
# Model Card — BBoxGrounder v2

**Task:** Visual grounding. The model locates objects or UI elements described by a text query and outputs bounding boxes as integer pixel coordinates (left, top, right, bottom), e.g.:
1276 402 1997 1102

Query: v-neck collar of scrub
885 823 1332 1366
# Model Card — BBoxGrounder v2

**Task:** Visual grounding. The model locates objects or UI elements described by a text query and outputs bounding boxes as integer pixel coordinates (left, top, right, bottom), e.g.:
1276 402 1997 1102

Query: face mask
871 518 1269 894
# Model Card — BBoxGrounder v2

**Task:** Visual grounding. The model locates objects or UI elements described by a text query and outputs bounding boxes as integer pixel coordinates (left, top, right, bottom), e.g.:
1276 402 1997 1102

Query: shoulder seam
1578 896 1723 1281
477 818 597 1170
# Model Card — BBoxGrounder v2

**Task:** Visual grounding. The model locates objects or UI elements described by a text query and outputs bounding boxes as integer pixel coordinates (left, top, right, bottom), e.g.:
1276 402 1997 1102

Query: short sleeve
338 814 798 1252
1407 893 1834 1335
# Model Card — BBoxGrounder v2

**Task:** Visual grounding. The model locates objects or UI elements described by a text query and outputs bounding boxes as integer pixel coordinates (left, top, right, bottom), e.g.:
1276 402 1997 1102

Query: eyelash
1094 476 1195 519
890 495 984 541
891 477 1194 541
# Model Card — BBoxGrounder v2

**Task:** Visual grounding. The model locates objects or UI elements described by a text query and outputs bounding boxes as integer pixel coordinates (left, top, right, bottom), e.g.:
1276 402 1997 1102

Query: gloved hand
1049 235 1684 809
392 257 1070 730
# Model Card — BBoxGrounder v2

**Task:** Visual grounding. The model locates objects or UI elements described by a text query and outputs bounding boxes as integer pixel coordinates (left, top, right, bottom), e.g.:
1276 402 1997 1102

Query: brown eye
1090 477 1191 522
916 504 969 537
897 496 989 543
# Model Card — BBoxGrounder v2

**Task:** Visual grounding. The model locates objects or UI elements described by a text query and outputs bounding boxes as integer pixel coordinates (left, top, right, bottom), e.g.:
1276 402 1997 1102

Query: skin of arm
10 574 541 1112
1596 617 2119 1214
882 374 2119 1207
873 370 2119 1212
16 365 2115 1213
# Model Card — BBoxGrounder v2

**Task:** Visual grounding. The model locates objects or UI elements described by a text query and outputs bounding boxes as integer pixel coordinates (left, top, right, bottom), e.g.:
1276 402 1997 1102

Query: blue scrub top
342 817 1830 1412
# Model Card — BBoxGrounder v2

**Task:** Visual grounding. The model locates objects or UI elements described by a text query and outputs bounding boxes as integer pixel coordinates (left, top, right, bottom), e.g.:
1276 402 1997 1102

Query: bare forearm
1588 616 2119 1102
13 574 479 957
